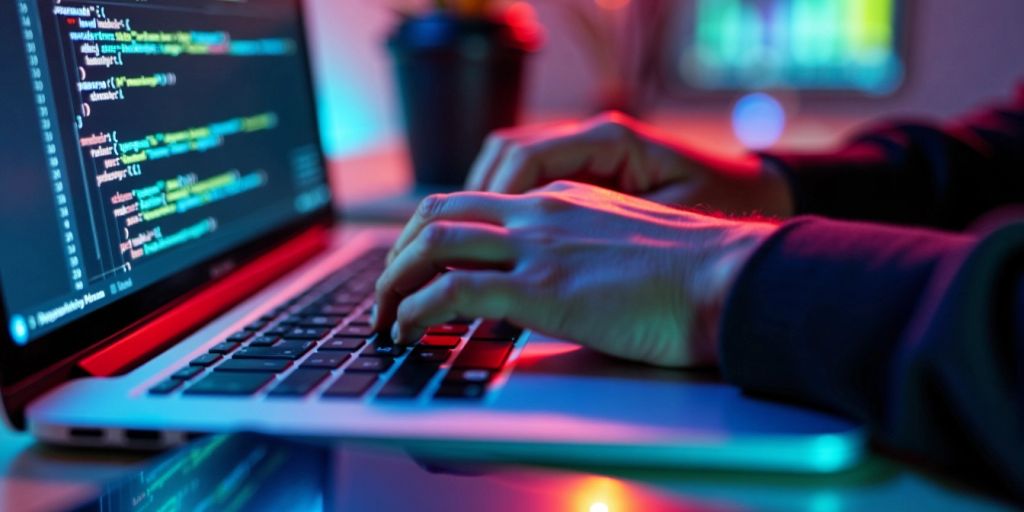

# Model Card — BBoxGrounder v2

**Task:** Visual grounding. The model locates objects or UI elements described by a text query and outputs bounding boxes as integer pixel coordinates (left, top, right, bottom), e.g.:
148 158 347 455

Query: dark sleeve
763 86 1024 230
719 216 1024 497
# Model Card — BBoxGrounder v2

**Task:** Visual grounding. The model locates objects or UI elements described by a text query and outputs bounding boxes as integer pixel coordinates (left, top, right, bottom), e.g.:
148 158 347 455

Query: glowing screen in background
680 0 904 94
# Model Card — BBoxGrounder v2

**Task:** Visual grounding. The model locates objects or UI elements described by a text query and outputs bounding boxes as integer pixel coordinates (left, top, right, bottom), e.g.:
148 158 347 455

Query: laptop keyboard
148 248 522 401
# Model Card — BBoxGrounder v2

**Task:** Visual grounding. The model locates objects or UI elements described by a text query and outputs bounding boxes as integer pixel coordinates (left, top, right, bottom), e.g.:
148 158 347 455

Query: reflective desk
0 426 1013 512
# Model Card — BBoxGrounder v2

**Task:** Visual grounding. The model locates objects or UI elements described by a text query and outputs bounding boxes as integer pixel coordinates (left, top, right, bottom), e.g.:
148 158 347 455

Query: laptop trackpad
496 337 856 435
511 339 719 383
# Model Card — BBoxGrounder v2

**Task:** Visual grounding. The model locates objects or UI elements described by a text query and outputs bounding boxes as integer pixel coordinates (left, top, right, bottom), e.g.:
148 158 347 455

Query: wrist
690 222 778 365
755 157 795 218
654 152 796 219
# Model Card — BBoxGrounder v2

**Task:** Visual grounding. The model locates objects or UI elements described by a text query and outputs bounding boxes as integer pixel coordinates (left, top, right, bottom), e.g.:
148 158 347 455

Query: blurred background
304 0 1024 170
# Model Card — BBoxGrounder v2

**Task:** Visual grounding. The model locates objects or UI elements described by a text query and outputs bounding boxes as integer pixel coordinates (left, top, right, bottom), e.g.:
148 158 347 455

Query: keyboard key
235 341 313 360
472 321 521 341
190 353 221 367
265 326 290 337
185 372 274 396
351 312 374 324
285 327 330 340
149 379 182 395
435 382 487 399
299 315 344 328
269 369 331 397
216 359 291 372
301 352 350 369
329 295 364 307
452 341 512 370
321 338 365 351
250 335 280 347
420 335 461 348
323 373 377 398
244 320 269 331
444 368 494 383
209 342 239 354
171 366 204 380
278 339 316 352
410 348 452 364
309 305 353 317
427 324 469 336
227 331 252 343
365 343 407 357
337 324 374 337
347 356 392 373
377 362 439 398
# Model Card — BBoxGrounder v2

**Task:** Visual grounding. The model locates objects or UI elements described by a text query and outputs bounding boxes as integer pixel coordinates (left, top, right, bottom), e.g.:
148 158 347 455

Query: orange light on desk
571 476 625 512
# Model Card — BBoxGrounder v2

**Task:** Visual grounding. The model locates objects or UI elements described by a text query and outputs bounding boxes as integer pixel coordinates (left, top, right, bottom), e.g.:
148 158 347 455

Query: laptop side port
123 429 162 442
68 427 104 440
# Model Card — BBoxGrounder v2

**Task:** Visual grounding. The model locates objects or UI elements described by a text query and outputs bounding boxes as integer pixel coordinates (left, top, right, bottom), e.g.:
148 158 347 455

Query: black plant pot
389 13 537 189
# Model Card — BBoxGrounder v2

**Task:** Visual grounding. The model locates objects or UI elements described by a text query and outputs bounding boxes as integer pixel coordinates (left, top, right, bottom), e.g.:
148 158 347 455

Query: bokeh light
731 92 786 149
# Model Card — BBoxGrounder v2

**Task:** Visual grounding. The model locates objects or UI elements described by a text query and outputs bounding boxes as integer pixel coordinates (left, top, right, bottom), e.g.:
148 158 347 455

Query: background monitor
668 0 908 95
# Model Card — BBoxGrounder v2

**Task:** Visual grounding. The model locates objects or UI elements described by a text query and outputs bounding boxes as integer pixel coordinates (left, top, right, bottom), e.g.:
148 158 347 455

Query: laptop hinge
77 226 329 377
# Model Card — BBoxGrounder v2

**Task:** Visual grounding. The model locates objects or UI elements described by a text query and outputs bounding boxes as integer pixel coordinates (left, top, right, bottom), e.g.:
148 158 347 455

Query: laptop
1 0 864 472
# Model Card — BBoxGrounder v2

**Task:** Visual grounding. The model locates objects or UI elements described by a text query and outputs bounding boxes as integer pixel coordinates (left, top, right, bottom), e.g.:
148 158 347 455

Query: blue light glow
731 92 786 150
9 315 29 345
316 80 391 158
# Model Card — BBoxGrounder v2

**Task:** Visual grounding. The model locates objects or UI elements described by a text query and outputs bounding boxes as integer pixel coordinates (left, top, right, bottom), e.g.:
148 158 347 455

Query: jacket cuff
717 216 972 418
761 139 914 222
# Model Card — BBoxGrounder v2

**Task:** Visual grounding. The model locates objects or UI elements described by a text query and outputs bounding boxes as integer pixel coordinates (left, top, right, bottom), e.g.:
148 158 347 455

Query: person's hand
374 181 778 367
466 111 794 218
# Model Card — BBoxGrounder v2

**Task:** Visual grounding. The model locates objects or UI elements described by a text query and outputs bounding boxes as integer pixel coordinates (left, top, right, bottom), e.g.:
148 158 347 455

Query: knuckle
543 179 576 192
504 143 535 167
593 110 629 127
592 112 635 140
438 274 466 303
521 262 566 296
531 229 560 247
531 191 570 213
419 222 449 250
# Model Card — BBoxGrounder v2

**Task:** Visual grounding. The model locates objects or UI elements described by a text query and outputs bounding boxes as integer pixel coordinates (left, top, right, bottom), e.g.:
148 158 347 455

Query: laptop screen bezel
0 0 335 392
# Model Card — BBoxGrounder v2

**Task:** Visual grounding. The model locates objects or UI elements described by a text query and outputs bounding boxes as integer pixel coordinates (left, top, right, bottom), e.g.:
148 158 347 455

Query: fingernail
390 321 401 343
369 304 378 325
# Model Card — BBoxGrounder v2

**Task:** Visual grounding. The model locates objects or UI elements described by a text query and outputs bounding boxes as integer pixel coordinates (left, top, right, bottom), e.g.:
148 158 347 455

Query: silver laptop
1 0 863 473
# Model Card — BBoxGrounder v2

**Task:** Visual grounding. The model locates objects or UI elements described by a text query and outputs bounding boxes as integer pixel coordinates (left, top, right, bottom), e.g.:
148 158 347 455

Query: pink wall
305 0 1024 157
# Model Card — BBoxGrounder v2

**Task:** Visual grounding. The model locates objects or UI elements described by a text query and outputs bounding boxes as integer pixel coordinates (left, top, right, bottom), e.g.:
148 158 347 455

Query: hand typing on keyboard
374 180 777 367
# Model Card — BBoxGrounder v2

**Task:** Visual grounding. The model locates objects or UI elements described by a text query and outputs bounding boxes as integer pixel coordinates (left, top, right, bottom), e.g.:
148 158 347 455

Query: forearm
718 217 1024 496
763 87 1024 230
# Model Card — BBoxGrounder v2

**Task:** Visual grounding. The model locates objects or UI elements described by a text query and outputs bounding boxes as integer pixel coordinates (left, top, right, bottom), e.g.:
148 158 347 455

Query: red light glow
595 0 630 10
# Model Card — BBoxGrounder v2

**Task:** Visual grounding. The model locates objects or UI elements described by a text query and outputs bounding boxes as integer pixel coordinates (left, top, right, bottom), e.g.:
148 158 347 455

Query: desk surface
3 123 1017 511
0 426 1012 511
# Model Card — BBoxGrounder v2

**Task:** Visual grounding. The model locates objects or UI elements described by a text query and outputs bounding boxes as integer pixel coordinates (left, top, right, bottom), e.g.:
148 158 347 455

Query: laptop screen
0 0 328 347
